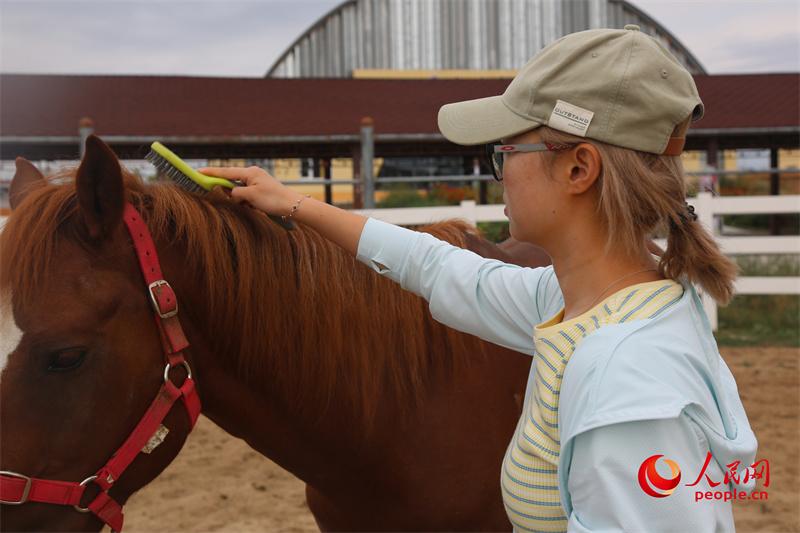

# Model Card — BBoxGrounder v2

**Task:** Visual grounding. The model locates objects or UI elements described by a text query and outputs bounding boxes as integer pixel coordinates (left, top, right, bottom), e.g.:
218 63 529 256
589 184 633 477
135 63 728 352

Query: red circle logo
638 454 682 498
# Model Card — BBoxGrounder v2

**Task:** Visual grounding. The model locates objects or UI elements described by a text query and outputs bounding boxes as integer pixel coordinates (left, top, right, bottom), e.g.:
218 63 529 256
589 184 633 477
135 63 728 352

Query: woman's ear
565 142 602 194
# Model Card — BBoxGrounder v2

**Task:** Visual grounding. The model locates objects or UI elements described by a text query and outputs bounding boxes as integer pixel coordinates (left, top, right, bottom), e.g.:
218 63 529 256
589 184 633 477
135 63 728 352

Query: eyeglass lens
486 143 503 181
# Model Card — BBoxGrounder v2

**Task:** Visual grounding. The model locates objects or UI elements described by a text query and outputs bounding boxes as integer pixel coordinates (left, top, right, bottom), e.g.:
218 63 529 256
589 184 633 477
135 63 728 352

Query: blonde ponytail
660 213 738 305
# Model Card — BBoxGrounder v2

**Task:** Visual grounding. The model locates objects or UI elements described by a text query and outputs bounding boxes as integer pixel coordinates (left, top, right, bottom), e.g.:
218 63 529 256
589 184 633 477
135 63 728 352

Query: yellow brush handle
151 142 234 191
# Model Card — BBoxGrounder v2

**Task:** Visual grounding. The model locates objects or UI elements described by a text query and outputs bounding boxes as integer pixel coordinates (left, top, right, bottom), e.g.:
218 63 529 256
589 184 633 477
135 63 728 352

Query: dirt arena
125 347 799 533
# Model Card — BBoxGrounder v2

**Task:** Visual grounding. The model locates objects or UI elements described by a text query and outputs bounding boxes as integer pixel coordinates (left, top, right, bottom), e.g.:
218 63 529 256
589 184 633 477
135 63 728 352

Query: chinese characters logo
637 453 770 501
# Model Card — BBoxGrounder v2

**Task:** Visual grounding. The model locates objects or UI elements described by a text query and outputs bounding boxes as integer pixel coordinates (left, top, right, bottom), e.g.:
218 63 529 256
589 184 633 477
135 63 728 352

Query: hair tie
668 202 698 231
684 202 698 222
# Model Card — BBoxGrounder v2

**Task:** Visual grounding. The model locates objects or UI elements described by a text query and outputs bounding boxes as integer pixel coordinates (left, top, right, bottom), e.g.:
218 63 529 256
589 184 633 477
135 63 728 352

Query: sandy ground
124 347 799 533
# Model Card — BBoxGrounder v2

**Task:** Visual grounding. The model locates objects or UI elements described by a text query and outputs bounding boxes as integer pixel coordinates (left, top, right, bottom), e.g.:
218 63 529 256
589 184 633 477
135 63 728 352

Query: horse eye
47 348 87 373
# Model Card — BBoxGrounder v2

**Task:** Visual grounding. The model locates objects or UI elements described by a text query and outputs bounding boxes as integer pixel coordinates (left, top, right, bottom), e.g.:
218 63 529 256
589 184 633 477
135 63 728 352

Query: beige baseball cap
437 25 704 155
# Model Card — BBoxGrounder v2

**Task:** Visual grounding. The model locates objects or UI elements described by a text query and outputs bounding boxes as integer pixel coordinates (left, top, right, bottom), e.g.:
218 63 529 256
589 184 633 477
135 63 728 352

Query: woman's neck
550 240 663 322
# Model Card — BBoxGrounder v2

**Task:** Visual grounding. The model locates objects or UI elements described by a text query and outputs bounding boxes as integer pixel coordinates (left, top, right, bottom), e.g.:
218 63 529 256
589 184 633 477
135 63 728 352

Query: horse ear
76 135 125 241
10 157 46 210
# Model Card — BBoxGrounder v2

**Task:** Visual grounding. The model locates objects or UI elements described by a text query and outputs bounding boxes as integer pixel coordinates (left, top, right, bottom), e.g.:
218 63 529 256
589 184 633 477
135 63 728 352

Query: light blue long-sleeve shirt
356 217 758 532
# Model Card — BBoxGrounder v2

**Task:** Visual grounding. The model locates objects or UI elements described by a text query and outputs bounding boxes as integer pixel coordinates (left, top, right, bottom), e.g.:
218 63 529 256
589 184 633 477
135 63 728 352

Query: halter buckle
148 280 178 319
0 471 31 505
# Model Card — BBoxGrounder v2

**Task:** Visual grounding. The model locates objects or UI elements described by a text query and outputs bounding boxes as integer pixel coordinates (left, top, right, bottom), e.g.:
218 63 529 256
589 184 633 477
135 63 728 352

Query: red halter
0 203 202 532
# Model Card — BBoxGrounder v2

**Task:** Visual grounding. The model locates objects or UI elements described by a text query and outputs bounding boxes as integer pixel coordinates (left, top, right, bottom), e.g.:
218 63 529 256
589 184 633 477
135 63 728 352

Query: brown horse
0 136 550 531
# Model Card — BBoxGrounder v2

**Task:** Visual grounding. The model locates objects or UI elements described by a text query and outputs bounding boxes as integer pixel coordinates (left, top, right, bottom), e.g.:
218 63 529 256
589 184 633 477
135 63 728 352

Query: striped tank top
501 279 685 532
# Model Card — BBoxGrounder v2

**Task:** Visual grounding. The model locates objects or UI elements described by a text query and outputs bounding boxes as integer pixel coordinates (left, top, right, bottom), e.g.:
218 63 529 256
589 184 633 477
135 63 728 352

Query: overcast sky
0 0 798 77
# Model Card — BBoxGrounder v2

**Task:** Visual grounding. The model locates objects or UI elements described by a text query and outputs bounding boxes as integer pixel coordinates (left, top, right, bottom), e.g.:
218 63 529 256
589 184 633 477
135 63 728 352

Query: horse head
1 136 198 531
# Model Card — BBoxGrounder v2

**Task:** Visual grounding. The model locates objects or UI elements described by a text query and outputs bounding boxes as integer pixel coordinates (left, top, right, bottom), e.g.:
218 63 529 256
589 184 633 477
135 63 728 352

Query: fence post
360 117 375 209
78 117 94 158
322 158 333 204
769 147 781 235
694 191 718 330
460 200 477 226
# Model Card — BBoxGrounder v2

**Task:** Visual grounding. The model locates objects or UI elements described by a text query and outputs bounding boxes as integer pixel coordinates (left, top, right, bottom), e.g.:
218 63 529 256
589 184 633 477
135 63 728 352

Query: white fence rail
2 193 798 330
355 192 800 330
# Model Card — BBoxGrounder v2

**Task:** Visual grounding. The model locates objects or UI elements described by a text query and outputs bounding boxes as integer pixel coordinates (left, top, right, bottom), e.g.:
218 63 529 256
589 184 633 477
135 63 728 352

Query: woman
204 26 756 532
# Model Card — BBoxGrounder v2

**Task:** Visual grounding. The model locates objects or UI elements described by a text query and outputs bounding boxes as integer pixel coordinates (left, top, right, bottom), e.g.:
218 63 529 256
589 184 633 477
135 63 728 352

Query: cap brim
438 95 543 145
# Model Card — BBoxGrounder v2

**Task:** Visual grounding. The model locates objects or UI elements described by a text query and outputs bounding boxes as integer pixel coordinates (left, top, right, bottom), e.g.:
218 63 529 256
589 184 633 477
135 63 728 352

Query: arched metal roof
266 0 706 78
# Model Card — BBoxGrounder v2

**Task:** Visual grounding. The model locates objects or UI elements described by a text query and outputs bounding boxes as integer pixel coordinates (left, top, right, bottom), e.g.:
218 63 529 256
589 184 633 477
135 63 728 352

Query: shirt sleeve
565 415 735 532
355 217 563 355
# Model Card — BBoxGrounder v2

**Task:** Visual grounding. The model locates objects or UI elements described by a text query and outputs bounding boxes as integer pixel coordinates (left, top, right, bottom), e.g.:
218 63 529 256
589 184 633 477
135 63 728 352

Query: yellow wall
681 148 800 172
781 149 800 169
718 149 799 171
721 151 738 171
681 151 706 172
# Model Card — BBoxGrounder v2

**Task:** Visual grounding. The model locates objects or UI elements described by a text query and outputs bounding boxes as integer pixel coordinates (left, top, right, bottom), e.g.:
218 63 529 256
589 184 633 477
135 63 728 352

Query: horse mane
0 168 492 431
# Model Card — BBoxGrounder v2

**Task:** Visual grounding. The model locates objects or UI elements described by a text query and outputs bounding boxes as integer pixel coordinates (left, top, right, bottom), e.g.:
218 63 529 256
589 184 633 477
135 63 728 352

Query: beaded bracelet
282 194 311 221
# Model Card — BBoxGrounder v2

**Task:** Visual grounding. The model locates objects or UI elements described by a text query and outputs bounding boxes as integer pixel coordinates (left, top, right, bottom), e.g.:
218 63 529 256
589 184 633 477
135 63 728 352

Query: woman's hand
198 166 303 217
200 164 368 256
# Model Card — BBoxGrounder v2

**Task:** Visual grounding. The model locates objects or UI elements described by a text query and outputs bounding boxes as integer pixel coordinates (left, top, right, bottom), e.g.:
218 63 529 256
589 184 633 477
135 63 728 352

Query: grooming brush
145 141 295 230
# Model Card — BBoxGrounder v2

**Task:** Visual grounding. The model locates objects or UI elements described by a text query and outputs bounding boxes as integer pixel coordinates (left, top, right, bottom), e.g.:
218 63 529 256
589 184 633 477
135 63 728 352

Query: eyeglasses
484 142 574 181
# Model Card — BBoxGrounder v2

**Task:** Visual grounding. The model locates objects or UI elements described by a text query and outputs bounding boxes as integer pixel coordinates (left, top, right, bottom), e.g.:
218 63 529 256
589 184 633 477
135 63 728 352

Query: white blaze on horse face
0 301 23 380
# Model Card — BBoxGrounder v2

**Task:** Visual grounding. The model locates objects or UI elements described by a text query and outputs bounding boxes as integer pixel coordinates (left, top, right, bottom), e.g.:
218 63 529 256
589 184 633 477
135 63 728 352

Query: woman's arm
357 217 562 354
566 415 734 532
201 166 563 353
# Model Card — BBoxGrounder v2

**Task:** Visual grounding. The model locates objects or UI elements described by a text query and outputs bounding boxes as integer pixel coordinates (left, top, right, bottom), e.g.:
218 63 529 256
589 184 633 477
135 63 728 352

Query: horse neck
156 214 420 485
